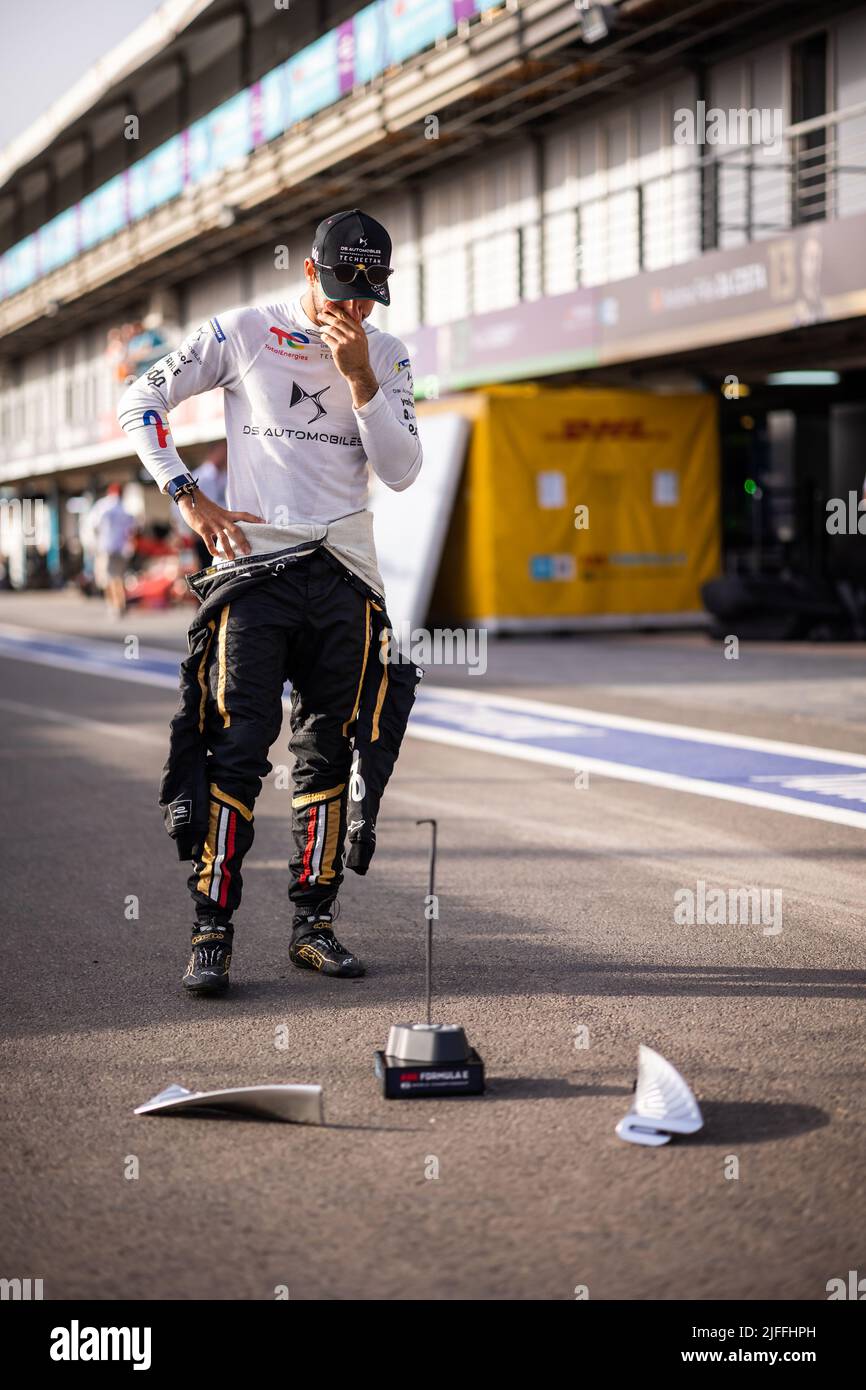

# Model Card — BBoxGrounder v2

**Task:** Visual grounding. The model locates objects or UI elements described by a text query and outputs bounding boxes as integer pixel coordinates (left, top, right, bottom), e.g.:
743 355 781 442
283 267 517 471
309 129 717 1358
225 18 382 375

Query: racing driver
118 209 422 992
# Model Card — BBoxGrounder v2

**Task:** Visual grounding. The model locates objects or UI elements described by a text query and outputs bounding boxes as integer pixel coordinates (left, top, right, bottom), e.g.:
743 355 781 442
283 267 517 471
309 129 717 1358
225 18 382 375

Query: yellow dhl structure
425 387 720 631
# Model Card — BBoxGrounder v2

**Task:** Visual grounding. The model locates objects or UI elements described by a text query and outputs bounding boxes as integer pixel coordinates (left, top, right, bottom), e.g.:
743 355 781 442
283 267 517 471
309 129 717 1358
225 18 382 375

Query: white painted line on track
420 684 866 769
406 724 866 831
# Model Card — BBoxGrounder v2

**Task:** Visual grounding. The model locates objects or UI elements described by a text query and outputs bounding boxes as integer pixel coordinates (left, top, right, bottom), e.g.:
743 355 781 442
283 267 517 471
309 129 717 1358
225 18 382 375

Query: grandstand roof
0 0 214 193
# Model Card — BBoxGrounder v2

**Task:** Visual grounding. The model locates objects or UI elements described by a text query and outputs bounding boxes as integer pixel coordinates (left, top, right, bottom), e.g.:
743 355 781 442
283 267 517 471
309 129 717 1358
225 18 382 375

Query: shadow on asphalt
569 961 866 999
4 703 865 1048
137 1110 428 1133
479 1084 830 1143
694 1099 830 1144
5 930 866 1039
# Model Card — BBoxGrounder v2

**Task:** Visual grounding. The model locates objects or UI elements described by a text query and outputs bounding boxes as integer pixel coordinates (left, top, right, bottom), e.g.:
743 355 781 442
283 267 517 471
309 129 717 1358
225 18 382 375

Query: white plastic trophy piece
135 1082 324 1125
376 819 485 1098
616 1044 703 1146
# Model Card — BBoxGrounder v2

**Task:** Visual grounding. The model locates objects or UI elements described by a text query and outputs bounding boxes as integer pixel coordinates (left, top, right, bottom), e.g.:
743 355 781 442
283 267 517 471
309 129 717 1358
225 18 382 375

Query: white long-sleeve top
117 297 422 524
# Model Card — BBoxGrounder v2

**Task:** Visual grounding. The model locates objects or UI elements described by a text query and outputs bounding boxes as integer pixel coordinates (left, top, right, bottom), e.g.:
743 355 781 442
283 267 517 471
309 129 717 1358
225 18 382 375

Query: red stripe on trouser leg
218 810 236 909
299 805 317 885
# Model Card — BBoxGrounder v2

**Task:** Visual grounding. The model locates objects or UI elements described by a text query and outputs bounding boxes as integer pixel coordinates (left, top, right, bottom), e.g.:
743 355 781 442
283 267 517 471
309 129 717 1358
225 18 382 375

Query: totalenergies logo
142 410 170 448
543 418 669 442
269 327 310 352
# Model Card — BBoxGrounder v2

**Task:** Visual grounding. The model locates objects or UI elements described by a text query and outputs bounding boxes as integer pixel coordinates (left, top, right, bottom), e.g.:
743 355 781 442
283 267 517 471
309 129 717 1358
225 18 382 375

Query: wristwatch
164 472 199 504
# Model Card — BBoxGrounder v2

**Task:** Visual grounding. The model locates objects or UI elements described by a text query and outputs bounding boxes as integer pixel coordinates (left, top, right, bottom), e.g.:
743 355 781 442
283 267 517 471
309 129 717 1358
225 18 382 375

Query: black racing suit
159 539 422 925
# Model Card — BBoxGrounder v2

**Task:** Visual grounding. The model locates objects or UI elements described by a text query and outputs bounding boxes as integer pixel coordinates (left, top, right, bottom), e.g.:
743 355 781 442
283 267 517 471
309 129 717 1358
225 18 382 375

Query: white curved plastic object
135 1082 324 1125
616 1045 703 1146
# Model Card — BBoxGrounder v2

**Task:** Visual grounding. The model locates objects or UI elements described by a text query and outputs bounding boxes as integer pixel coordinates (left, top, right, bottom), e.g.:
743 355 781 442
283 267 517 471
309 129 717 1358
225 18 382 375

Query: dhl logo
544 418 669 441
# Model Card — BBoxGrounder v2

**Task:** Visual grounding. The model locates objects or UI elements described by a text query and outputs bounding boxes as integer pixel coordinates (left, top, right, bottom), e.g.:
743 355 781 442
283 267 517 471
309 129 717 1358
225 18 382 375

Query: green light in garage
744 479 758 496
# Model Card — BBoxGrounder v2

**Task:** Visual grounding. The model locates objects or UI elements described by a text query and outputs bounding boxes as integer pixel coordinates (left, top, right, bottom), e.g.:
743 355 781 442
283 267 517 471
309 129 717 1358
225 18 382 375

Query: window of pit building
790 30 829 225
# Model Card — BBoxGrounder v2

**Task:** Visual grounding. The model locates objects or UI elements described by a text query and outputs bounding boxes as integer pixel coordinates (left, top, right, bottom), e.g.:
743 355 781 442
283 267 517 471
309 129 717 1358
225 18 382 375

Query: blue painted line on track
2 626 866 827
409 696 866 817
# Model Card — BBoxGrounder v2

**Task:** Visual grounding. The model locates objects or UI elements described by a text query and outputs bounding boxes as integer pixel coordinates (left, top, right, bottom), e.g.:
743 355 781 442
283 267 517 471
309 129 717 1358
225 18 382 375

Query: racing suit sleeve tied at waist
158 559 423 871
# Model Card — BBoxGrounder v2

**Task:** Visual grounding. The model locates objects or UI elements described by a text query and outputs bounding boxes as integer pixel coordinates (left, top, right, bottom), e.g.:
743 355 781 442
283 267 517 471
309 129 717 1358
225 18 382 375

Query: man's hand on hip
178 491 264 560
319 302 379 408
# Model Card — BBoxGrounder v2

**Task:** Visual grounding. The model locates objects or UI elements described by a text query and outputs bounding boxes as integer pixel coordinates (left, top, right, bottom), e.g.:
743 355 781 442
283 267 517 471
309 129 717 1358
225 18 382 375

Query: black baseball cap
311 209 393 306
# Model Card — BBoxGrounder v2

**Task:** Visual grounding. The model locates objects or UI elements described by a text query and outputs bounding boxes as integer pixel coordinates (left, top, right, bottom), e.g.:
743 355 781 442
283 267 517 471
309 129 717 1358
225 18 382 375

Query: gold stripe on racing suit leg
196 798 222 897
342 599 371 736
371 628 390 742
317 797 343 884
292 782 346 810
211 783 253 821
216 604 231 728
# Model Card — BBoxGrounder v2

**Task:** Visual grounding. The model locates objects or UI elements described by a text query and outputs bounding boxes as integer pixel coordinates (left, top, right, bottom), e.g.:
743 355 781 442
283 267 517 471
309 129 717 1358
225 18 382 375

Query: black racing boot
183 922 233 994
289 906 365 979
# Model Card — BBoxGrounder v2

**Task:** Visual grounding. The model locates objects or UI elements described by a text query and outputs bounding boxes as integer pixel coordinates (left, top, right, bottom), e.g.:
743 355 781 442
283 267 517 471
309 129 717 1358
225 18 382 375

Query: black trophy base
375 1048 485 1099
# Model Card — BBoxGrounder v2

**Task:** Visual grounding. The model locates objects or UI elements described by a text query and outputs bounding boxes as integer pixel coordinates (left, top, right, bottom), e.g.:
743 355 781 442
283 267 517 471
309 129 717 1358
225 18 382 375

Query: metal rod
416 818 437 1024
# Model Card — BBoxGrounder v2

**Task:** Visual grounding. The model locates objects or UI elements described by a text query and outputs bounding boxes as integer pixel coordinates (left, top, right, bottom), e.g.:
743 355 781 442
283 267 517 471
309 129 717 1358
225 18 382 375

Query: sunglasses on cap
314 260 394 288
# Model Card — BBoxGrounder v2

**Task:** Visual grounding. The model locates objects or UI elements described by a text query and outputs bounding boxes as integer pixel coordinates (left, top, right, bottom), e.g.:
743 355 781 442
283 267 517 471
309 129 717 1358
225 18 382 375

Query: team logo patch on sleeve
142 410 171 447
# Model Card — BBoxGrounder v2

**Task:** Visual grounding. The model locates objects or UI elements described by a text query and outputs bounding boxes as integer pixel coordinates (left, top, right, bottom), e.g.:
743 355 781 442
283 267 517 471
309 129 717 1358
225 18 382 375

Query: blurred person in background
118 209 422 994
106 327 127 385
125 317 171 375
87 483 135 617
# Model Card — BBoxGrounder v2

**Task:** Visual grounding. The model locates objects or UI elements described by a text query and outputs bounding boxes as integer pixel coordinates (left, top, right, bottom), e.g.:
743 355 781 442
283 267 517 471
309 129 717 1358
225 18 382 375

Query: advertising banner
186 115 212 185
3 235 38 295
407 208 866 390
1 0 495 299
337 19 356 94
286 32 341 123
129 136 184 219
80 173 127 251
431 388 720 628
385 0 455 65
39 207 79 274
258 65 288 143
354 2 386 82
209 91 252 167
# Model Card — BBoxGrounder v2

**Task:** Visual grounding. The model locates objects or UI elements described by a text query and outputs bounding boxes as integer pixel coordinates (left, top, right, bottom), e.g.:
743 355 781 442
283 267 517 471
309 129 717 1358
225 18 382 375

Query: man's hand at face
319 301 379 408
